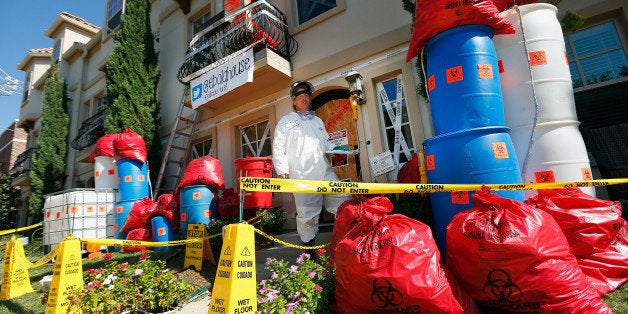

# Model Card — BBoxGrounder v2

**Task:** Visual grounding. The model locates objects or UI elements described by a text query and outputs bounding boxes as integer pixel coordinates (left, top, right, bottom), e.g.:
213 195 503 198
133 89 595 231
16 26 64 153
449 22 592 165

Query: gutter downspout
64 44 88 189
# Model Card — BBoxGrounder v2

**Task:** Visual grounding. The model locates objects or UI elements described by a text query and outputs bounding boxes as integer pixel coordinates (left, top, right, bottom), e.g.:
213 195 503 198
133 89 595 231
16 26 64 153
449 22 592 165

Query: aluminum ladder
152 87 201 197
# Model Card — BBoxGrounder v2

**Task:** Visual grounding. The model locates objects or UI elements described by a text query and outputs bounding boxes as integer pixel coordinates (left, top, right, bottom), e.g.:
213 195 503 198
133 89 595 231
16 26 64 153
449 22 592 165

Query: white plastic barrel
94 156 118 189
510 121 595 197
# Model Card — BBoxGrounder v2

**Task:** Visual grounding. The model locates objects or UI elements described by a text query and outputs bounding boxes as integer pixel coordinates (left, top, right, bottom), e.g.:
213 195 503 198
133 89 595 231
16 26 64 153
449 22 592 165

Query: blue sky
0 1 104 131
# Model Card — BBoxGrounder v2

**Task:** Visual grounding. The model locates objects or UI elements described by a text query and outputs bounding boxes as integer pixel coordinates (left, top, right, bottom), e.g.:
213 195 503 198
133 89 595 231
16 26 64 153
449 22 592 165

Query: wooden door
315 98 361 182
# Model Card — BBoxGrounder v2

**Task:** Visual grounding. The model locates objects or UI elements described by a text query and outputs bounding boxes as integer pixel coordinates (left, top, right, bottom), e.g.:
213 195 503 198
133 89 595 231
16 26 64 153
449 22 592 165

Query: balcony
177 0 297 111
11 147 35 186
71 108 107 151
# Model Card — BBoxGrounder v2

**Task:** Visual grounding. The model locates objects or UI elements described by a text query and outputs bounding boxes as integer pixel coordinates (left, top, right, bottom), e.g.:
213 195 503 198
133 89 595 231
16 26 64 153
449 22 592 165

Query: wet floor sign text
208 223 257 314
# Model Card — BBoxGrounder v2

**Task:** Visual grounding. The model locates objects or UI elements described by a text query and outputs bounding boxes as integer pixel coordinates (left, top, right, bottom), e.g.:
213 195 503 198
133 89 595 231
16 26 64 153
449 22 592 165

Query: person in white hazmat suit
272 81 352 253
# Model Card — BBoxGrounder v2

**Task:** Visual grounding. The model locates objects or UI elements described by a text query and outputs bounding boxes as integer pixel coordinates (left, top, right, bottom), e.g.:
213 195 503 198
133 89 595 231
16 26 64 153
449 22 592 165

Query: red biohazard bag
89 134 117 162
525 188 628 294
333 196 479 313
396 153 420 184
446 187 611 313
149 193 180 231
177 156 225 192
122 228 152 253
120 197 158 233
218 188 239 219
406 0 515 61
114 128 148 163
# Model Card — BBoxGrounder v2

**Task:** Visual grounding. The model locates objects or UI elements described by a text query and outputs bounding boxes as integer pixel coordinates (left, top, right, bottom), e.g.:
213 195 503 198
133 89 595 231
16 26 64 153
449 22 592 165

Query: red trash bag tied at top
177 156 225 192
406 0 515 61
120 197 158 233
150 193 180 231
333 196 479 314
525 187 628 294
446 187 612 313
89 134 117 162
114 128 148 163
218 188 239 219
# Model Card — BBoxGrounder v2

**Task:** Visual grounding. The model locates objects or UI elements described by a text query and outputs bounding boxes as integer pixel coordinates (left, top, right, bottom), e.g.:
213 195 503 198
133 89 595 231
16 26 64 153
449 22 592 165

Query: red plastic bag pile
526 188 628 294
333 196 479 313
122 228 152 253
218 188 239 219
446 187 611 313
406 0 516 61
150 193 180 231
90 128 147 163
396 153 420 184
176 156 225 192
120 197 158 233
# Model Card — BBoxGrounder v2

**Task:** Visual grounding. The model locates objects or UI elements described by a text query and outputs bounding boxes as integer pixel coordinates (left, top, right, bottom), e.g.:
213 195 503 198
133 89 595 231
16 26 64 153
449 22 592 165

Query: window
240 120 271 157
106 0 123 34
52 40 61 62
565 20 628 88
193 11 214 35
376 75 416 178
193 138 213 158
296 0 337 25
22 71 31 103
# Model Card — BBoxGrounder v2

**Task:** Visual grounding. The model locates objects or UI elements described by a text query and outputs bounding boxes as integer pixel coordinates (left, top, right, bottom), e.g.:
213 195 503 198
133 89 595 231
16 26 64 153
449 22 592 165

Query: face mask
298 111 315 120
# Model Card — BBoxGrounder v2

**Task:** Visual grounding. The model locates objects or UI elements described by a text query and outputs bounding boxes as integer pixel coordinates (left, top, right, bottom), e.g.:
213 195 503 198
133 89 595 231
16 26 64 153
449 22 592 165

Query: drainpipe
64 44 88 189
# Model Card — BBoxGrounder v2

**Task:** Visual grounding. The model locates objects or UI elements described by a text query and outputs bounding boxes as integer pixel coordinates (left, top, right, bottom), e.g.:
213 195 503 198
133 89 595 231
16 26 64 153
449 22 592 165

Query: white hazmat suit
272 111 350 243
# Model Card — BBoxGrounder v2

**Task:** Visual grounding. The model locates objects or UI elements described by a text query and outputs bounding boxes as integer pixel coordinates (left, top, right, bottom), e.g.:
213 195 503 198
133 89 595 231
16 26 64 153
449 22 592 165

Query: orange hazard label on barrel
116 206 124 213
98 205 106 213
56 212 61 219
446 66 463 83
564 51 569 64
71 206 78 214
124 175 132 183
193 192 202 200
477 64 493 79
581 168 593 181
95 171 101 177
491 142 509 159
108 169 115 175
86 206 94 213
138 175 145 182
428 75 436 91
158 228 166 236
113 223 118 231
535 170 555 183
451 191 469 204
205 210 210 218
529 50 547 66
181 213 187 222
426 155 435 171
498 59 504 73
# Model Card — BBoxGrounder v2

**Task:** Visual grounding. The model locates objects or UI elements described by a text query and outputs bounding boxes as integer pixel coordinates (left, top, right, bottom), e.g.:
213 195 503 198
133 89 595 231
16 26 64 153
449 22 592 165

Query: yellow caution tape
239 177 628 194
29 244 60 269
78 237 200 247
0 222 42 236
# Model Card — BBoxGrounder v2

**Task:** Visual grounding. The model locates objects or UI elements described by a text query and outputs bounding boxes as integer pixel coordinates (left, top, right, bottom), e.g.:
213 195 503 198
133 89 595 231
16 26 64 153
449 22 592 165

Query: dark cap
290 81 314 99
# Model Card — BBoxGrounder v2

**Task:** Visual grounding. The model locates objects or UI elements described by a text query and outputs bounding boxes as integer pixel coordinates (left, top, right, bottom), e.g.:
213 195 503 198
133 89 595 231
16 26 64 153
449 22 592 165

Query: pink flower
95 282 102 288
103 253 113 260
317 248 326 257
316 285 323 292
134 269 144 276
122 278 129 283
308 271 316 279
140 252 148 259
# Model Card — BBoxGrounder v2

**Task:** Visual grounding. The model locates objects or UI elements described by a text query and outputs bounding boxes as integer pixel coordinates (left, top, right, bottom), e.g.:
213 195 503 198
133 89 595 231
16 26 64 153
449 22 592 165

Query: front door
312 90 361 183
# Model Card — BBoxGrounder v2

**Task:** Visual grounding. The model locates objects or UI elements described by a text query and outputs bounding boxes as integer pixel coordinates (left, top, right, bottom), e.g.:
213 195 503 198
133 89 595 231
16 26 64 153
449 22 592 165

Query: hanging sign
370 151 396 177
190 47 254 109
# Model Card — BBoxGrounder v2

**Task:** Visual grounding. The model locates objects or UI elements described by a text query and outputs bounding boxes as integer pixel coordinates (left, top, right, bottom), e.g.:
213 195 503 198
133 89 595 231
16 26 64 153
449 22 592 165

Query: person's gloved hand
333 145 350 151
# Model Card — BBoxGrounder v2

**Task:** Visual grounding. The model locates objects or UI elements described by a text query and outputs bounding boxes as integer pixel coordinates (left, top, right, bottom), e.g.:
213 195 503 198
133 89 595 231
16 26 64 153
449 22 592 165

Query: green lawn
0 234 626 313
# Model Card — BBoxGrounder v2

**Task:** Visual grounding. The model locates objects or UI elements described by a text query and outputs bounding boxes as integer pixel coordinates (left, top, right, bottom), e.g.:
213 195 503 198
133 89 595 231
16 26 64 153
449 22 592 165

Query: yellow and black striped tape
0 222 42 236
239 177 628 194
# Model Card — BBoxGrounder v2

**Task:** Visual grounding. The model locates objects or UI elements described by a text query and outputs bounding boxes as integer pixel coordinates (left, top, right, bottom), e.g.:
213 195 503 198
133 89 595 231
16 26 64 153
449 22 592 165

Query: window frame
105 0 124 36
375 74 417 180
239 119 271 158
22 71 32 103
565 18 628 91
291 0 345 33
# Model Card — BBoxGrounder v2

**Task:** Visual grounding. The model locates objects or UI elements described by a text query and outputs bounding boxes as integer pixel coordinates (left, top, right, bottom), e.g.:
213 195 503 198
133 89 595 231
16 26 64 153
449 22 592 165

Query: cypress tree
105 0 162 184
29 61 68 222
0 163 20 229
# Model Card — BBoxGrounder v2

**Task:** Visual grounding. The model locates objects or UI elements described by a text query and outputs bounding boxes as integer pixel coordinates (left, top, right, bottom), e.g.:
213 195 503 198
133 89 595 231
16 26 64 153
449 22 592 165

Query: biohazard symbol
223 246 232 256
528 50 547 66
241 246 251 257
427 75 436 92
482 269 523 303
446 66 463 83
535 170 555 183
581 168 593 181
426 154 435 171
477 64 493 79
491 142 509 159
451 191 469 204
370 278 403 308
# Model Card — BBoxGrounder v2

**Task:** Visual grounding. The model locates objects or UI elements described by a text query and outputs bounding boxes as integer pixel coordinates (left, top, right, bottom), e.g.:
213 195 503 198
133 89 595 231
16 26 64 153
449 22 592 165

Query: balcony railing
177 0 297 83
71 108 107 151
11 147 36 177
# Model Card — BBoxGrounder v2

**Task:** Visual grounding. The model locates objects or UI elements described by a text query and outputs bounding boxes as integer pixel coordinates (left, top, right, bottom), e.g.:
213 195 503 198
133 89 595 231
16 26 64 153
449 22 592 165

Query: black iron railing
177 0 297 83
11 147 36 177
71 108 107 151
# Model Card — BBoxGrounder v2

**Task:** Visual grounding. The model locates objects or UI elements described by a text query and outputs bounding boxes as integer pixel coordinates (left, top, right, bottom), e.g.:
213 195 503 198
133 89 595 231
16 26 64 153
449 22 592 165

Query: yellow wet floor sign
208 223 257 314
185 224 207 270
0 236 34 300
45 237 83 314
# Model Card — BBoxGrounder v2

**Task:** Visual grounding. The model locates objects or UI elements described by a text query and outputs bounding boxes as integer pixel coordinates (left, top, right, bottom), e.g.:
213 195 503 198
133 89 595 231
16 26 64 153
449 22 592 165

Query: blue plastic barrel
113 200 136 240
117 158 150 201
426 25 505 135
180 185 218 230
151 216 174 251
423 126 525 252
